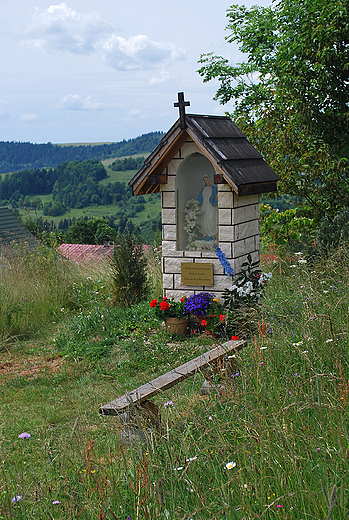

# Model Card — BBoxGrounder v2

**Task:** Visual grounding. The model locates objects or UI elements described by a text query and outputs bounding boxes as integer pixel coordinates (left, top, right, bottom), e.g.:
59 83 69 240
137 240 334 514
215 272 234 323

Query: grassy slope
0 250 348 518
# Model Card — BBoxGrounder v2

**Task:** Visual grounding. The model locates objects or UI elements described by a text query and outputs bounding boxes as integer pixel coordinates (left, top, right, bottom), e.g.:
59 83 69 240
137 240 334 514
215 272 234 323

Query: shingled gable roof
0 206 38 248
129 114 280 197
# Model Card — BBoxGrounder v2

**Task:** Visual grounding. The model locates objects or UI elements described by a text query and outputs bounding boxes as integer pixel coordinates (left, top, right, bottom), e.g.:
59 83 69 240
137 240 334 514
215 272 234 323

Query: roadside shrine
129 93 279 299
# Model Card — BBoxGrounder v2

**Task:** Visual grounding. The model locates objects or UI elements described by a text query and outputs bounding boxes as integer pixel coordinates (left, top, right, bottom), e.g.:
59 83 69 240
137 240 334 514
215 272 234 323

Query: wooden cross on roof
174 92 190 129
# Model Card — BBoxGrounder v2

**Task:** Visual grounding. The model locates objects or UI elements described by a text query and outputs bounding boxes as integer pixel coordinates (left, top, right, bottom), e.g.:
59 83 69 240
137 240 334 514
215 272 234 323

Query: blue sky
0 0 271 144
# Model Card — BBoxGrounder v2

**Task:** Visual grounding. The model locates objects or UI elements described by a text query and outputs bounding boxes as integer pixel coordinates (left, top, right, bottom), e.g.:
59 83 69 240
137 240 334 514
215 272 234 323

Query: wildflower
186 456 198 462
174 466 184 471
325 338 333 343
52 500 60 504
201 319 207 326
208 415 213 421
225 461 237 470
180 297 186 302
219 314 225 322
231 335 239 341
298 259 307 264
277 504 282 508
150 299 158 308
18 433 31 439
260 346 267 350
164 401 174 408
12 496 22 503
317 447 321 452
292 341 303 346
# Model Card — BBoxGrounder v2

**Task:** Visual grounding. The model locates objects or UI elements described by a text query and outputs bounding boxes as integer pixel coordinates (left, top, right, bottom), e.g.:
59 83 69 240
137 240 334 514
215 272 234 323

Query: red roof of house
58 243 114 264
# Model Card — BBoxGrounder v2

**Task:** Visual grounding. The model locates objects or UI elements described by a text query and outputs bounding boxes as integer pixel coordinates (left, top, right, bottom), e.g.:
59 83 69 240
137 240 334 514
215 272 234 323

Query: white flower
325 338 333 343
174 466 184 471
292 341 303 346
260 346 268 350
225 461 237 470
186 456 198 462
295 252 303 255
298 259 307 264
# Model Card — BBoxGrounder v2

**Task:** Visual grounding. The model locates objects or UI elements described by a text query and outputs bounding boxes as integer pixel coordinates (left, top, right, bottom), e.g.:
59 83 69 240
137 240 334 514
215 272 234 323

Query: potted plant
150 297 189 334
183 292 225 336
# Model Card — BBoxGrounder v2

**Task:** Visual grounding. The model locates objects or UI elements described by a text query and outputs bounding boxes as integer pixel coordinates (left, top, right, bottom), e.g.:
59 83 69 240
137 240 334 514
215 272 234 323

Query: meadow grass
0 247 348 519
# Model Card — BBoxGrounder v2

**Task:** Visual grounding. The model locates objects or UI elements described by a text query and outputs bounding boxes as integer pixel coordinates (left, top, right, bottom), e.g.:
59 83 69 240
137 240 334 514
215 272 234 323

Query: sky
0 0 271 144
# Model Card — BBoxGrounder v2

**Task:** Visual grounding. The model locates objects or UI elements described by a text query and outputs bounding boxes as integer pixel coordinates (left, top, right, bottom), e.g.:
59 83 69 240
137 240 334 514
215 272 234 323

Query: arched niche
176 152 218 251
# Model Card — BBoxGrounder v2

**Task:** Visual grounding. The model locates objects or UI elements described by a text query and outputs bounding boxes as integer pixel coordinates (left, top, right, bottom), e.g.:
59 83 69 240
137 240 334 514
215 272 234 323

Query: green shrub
110 227 149 307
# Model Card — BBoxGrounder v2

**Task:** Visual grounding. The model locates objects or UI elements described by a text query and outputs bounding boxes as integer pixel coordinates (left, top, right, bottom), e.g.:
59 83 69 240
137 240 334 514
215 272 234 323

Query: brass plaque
181 262 213 286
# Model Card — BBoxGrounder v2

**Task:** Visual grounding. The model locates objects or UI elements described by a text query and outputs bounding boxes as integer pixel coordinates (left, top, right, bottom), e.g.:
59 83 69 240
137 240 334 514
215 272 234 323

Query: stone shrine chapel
129 93 279 299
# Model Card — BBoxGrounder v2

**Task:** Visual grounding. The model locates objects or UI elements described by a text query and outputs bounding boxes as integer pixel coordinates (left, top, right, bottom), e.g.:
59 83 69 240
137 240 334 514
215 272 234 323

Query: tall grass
0 247 348 518
0 245 112 343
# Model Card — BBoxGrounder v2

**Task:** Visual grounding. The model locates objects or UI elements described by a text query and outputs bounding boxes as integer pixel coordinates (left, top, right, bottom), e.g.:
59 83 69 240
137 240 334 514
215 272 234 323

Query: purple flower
164 401 174 408
18 433 31 439
52 500 60 505
184 292 214 316
12 496 22 503
317 447 321 452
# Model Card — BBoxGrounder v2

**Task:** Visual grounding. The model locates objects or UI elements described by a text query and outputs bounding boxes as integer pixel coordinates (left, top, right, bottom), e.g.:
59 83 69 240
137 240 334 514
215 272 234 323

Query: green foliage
198 0 349 223
63 217 117 245
111 228 149 307
317 207 349 252
260 204 315 249
110 155 146 171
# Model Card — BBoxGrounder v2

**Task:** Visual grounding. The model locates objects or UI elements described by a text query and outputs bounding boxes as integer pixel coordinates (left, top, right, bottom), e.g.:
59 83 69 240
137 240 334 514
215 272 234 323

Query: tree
64 218 117 244
198 0 349 222
111 227 149 307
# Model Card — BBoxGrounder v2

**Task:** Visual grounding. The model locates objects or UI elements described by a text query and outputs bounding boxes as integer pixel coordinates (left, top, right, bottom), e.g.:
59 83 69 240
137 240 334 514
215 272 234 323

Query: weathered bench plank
99 339 246 415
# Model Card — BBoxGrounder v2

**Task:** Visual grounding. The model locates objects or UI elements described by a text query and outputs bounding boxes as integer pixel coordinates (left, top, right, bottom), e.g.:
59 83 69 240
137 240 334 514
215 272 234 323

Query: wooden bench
99 339 247 416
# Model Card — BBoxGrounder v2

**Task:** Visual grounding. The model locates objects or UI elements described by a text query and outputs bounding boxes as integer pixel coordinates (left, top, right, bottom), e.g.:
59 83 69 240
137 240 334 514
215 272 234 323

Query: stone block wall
161 139 260 299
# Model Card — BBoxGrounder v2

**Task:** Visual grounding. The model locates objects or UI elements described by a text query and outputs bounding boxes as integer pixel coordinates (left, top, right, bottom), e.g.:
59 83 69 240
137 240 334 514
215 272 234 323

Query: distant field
18 165 161 228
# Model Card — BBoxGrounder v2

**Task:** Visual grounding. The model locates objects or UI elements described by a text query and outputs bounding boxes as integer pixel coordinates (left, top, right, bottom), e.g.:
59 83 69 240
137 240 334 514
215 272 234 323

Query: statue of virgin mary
197 175 218 241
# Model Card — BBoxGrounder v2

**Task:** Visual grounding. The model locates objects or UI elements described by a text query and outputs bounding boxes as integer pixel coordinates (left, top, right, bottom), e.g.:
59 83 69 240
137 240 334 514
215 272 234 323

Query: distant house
57 243 115 264
0 206 38 251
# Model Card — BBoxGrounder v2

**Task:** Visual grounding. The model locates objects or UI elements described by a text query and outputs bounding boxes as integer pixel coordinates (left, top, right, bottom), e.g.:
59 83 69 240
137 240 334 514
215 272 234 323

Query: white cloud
122 109 148 124
23 3 114 55
149 69 172 85
19 113 39 122
59 94 102 110
102 34 185 71
22 4 186 73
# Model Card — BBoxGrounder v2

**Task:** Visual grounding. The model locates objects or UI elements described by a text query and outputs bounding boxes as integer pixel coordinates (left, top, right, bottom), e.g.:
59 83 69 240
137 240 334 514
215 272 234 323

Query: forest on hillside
0 131 163 173
0 160 136 216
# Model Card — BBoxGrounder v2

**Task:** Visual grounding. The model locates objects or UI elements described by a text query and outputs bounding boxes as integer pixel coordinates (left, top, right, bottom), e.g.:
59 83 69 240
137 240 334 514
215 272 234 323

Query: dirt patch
0 356 64 382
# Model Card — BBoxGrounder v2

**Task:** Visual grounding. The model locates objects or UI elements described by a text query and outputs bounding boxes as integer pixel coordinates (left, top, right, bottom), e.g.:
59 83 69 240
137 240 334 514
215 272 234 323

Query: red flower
231 335 239 341
219 314 226 322
150 299 158 308
180 297 186 302
160 301 170 311
201 320 207 326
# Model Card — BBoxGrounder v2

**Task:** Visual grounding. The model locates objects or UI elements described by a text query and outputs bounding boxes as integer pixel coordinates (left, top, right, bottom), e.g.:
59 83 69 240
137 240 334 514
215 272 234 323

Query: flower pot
165 317 189 335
